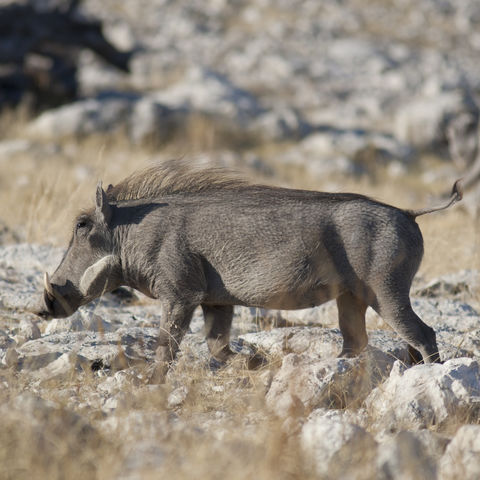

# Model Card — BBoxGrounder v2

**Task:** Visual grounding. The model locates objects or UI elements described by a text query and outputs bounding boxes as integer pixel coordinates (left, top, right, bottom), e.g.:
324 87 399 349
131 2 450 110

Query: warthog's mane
106 160 251 203
104 159 398 210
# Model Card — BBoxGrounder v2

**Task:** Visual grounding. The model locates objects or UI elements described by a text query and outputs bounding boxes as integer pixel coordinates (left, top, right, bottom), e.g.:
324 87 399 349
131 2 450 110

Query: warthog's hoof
246 352 267 369
209 351 267 372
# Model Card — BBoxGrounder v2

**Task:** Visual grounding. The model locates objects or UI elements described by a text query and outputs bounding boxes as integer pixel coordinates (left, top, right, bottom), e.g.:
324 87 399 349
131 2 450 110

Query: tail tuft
407 179 463 218
451 178 463 203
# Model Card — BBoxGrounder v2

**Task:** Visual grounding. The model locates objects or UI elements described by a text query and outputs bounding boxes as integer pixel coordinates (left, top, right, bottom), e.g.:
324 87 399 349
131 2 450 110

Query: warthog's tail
407 179 463 218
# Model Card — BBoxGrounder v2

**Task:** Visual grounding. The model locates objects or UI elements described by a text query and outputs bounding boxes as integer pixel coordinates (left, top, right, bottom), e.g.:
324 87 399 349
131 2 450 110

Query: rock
239 301 386 330
15 319 42 344
27 97 133 138
0 243 63 272
150 66 263 124
365 358 480 431
446 111 479 171
270 127 414 179
266 346 402 417
0 329 15 352
394 91 465 149
128 97 184 145
102 391 131 412
410 429 451 460
44 312 115 334
16 0 480 158
301 410 377 479
407 297 480 359
35 352 91 383
0 139 34 159
17 327 159 373
4 346 19 368
376 431 438 480
0 243 63 311
241 326 410 361
98 369 142 397
167 386 189 409
439 425 480 480
414 270 479 300
249 106 312 140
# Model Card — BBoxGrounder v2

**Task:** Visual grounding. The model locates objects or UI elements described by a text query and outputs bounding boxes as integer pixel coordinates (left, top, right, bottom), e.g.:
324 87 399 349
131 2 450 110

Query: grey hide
33 162 463 379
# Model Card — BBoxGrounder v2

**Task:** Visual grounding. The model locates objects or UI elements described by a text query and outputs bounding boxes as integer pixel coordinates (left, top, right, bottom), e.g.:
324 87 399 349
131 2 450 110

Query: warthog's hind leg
374 294 441 364
202 304 235 362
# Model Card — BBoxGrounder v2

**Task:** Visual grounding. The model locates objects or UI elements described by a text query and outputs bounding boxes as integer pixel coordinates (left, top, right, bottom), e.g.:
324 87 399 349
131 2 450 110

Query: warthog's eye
76 220 89 232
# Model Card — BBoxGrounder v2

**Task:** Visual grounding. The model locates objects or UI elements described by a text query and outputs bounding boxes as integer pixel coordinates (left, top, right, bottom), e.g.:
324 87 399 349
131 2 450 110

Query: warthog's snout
34 272 74 319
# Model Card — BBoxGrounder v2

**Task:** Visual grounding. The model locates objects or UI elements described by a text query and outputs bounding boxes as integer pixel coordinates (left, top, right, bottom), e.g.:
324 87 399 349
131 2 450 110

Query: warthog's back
141 186 423 310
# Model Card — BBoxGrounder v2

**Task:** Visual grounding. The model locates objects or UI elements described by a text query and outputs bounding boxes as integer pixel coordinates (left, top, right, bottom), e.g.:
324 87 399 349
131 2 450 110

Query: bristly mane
105 159 387 208
106 160 251 202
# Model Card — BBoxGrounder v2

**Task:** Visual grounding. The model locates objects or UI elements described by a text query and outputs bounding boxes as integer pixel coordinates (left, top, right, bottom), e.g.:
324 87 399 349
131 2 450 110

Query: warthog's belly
257 284 344 310
204 283 344 310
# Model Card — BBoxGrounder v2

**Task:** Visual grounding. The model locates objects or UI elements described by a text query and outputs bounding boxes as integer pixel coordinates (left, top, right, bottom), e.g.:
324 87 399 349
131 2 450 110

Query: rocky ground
3 0 480 182
1 0 480 479
0 244 479 479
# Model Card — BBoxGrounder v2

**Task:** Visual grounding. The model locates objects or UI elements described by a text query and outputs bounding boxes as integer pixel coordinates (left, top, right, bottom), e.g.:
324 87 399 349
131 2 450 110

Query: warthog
32 162 462 377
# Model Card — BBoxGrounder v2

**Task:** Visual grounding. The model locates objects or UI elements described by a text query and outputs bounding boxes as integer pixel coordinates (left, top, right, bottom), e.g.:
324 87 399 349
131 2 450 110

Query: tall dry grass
0 112 479 479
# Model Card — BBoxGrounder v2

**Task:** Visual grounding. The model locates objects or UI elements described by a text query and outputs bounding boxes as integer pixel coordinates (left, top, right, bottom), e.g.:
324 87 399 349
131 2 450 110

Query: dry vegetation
0 112 479 479
0 343 317 480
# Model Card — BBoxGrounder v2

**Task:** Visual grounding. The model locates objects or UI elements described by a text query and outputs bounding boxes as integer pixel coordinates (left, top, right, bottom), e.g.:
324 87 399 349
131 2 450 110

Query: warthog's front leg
149 302 196 383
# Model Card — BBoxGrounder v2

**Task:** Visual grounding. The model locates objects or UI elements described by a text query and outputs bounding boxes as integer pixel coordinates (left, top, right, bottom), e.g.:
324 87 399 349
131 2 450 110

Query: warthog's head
34 183 122 319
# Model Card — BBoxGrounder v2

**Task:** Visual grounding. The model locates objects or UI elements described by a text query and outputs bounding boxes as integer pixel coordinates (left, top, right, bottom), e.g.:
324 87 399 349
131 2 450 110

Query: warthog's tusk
43 272 55 300
43 272 73 315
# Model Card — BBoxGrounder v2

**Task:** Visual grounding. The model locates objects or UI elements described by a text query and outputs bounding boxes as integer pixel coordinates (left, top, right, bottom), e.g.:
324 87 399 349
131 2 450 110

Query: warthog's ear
79 255 119 297
96 181 112 225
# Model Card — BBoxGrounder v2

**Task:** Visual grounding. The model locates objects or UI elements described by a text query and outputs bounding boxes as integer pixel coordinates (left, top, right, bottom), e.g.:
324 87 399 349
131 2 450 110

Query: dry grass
0 355 318 480
0 114 479 479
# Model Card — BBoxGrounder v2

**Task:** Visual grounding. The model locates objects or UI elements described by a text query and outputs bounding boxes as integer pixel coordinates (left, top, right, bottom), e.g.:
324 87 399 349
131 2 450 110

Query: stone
4 347 19 369
241 326 410 361
35 352 91 383
301 410 377 479
27 97 133 138
16 327 159 372
0 139 33 159
167 386 189 408
365 358 480 431
128 97 183 145
266 345 402 417
44 312 115 334
0 243 63 311
394 91 465 149
18 318 41 341
376 431 437 480
151 66 263 124
255 125 413 178
446 111 479 171
414 270 479 301
439 425 480 480
249 106 312 140
98 369 142 396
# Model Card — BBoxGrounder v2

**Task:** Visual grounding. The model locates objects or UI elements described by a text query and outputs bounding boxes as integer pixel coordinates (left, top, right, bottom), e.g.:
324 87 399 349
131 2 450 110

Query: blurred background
0 0 478 276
